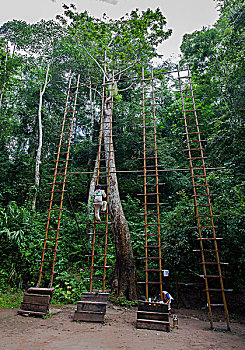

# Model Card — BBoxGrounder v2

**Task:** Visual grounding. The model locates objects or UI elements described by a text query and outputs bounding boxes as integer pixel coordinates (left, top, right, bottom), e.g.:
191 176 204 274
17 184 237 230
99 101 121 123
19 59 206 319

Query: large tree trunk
103 83 137 300
86 153 98 238
32 63 50 210
86 78 97 237
86 77 95 196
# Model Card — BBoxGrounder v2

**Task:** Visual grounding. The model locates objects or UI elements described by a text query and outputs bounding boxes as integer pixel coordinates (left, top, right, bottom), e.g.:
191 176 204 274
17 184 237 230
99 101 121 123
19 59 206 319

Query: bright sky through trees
1 0 219 60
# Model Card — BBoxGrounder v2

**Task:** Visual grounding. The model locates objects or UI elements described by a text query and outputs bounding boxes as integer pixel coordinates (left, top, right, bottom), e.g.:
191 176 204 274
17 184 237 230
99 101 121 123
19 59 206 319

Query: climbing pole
177 65 230 330
138 67 165 301
18 75 80 316
88 73 114 293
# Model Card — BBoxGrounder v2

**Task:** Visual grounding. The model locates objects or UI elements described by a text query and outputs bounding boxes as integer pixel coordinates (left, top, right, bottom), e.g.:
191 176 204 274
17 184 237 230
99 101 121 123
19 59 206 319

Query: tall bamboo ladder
176 65 230 330
36 74 80 288
138 67 165 301
88 74 114 293
18 75 80 316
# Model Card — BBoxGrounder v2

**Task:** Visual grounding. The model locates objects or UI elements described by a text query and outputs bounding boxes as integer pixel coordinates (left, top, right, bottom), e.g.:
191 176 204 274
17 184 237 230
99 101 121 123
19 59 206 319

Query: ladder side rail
103 76 114 292
142 67 149 300
37 76 72 287
151 67 163 300
177 66 214 328
50 74 81 287
187 66 230 330
89 81 106 292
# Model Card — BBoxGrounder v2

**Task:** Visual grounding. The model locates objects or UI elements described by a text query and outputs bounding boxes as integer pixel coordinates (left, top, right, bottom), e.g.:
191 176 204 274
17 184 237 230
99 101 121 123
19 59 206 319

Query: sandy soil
0 304 244 350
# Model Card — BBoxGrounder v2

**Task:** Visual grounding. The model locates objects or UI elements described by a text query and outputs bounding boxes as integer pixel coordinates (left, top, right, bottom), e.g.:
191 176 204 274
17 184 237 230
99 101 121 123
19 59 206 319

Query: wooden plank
23 294 50 305
136 319 170 332
138 301 168 313
20 302 48 313
18 310 47 317
81 292 109 303
137 311 169 322
77 301 107 313
73 311 105 322
27 287 55 296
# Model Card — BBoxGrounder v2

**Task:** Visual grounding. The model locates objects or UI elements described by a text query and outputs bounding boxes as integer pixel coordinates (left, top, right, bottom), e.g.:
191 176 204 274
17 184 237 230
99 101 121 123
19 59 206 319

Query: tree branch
114 60 139 78
118 81 135 92
74 36 109 80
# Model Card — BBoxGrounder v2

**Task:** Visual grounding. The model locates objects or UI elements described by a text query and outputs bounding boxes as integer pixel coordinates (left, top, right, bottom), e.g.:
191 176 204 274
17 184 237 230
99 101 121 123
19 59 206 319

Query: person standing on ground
94 184 107 222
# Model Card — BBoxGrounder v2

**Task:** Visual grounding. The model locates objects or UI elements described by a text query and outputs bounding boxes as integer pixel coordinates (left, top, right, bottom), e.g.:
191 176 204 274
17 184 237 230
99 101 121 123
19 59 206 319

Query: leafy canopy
58 5 172 78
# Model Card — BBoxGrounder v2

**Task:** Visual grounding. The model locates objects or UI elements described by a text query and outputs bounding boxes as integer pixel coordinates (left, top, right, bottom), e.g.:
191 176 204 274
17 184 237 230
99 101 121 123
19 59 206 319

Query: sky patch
98 0 118 5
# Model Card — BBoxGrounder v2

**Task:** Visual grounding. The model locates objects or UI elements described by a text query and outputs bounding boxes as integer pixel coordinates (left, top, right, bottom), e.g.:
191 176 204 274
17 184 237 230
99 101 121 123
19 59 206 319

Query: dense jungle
0 0 244 316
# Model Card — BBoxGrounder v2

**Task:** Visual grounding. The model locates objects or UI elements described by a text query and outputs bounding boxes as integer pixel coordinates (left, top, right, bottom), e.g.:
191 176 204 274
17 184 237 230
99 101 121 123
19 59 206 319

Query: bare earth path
0 304 244 350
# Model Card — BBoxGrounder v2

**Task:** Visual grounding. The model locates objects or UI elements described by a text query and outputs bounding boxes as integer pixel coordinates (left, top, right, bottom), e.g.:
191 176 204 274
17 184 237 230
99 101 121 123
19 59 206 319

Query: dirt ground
0 304 244 350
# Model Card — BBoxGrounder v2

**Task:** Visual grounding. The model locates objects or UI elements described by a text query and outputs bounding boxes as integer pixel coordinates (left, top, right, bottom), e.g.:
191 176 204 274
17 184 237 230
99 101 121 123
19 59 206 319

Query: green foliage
179 0 245 291
0 202 91 292
0 202 41 289
0 1 243 303
0 289 22 308
52 271 89 304
60 5 172 79
180 0 245 176
110 293 138 307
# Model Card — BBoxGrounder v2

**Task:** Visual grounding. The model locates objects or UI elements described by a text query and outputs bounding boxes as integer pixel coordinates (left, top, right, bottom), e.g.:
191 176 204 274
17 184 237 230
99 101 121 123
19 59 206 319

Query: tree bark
103 83 137 300
32 63 50 210
86 153 99 239
86 78 97 237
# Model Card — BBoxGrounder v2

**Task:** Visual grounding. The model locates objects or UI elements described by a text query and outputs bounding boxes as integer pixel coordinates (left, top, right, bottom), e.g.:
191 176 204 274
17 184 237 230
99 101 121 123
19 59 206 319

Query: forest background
0 0 244 311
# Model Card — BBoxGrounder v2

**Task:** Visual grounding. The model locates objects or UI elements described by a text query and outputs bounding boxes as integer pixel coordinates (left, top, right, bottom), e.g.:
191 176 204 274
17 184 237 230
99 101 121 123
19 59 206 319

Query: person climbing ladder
94 184 107 222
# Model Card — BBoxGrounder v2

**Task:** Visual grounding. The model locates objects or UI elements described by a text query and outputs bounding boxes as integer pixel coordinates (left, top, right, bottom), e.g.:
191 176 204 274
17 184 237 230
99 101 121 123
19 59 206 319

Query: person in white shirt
94 184 107 222
162 290 174 312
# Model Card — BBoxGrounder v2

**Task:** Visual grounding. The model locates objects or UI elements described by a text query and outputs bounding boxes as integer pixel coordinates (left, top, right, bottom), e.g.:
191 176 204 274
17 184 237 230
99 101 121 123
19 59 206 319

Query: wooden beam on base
18 287 55 317
74 292 109 323
136 301 170 332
